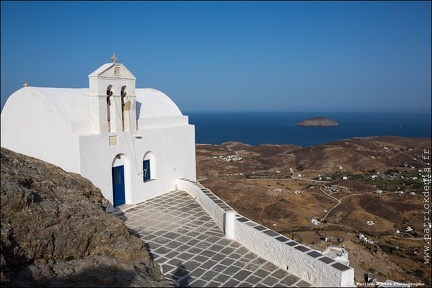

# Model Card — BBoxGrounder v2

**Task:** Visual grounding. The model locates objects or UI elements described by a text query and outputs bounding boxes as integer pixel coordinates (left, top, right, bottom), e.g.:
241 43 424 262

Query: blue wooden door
112 165 125 206
143 160 150 182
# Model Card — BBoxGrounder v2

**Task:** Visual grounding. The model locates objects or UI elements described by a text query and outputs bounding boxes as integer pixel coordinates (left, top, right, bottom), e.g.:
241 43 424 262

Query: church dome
135 88 182 118
2 87 91 124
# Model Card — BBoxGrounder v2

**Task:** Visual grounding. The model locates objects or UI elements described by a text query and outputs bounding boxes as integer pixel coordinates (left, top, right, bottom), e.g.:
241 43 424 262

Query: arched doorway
112 165 125 206
112 153 130 207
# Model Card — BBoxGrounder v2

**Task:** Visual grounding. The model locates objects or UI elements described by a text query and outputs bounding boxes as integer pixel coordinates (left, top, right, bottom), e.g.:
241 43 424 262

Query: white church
1 57 196 208
1 57 357 287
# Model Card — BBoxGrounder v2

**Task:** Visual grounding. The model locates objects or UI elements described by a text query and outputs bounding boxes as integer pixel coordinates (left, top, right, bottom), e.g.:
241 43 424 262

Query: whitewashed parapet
176 178 232 232
176 178 355 287
233 215 355 287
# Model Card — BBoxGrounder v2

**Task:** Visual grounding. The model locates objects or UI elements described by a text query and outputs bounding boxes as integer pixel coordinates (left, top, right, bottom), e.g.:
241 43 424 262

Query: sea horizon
187 111 431 147
184 107 432 114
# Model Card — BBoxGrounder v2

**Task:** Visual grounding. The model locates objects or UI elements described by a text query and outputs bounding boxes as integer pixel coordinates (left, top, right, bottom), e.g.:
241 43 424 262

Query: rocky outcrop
0 147 174 287
297 117 339 126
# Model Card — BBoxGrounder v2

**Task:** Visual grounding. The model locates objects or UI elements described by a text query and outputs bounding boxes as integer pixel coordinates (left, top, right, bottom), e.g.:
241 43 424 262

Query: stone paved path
110 190 312 287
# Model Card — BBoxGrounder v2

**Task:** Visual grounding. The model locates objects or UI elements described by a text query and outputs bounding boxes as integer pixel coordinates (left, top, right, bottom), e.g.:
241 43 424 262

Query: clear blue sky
1 1 431 113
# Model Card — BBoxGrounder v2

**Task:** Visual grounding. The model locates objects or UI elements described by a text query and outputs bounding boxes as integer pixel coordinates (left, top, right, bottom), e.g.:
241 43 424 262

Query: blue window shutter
143 160 151 182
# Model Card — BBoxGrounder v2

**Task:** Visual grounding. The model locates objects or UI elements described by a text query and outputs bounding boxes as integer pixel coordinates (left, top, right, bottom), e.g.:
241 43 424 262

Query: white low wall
176 178 230 231
176 178 355 287
232 215 355 287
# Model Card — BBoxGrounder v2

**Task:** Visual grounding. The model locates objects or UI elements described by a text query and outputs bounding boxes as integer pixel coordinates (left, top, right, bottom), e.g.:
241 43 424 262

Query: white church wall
1 88 81 174
88 95 103 133
71 120 96 134
138 115 189 128
129 125 196 203
79 130 144 206
77 123 195 206
78 135 118 205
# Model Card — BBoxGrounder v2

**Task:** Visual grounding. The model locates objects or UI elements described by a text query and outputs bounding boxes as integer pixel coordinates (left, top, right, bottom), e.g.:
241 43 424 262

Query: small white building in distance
1 57 196 209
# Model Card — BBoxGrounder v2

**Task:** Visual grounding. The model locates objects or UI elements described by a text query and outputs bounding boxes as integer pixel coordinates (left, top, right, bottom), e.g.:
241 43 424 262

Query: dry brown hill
196 136 431 285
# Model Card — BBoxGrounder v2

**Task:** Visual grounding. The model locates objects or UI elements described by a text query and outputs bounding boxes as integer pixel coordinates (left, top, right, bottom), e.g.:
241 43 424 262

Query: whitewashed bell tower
88 54 137 134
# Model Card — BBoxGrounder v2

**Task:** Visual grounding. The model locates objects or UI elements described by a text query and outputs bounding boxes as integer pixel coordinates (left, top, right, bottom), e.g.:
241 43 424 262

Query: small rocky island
297 116 339 127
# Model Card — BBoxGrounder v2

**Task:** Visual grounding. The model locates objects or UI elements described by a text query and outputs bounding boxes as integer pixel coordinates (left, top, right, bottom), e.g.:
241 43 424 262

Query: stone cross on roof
111 53 118 63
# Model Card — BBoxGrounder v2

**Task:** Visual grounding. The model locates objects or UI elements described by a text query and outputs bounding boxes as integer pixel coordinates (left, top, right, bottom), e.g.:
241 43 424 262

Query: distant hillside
195 136 431 285
297 116 339 126
0 147 174 287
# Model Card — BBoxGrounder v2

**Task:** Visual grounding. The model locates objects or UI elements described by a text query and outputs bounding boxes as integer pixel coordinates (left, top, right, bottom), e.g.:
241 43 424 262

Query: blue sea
187 111 431 147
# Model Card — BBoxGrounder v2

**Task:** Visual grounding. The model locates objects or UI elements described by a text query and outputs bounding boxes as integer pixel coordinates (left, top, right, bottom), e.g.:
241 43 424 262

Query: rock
297 116 339 126
0 147 174 287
